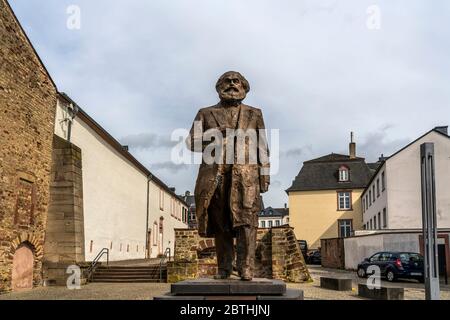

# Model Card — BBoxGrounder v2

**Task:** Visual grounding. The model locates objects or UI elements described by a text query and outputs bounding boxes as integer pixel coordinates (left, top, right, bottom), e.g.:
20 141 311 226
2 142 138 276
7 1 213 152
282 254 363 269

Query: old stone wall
321 238 345 269
168 227 311 283
42 135 85 285
0 0 57 292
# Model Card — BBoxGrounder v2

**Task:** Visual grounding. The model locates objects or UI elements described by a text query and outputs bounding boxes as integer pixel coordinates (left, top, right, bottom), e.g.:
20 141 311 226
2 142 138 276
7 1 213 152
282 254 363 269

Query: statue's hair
215 71 250 93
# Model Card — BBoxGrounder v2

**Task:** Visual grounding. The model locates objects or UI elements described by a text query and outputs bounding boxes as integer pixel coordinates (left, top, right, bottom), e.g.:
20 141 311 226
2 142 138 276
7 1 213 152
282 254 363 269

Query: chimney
434 126 448 136
122 145 129 151
169 187 176 192
349 132 356 159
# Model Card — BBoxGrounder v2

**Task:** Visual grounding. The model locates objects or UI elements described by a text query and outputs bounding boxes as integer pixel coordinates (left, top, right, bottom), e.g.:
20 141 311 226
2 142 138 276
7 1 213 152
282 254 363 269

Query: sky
9 0 450 207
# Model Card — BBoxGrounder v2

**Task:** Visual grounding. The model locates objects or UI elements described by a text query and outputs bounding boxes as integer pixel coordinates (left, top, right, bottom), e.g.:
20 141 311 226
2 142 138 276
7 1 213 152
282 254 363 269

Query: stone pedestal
320 277 353 291
154 278 303 300
358 284 404 300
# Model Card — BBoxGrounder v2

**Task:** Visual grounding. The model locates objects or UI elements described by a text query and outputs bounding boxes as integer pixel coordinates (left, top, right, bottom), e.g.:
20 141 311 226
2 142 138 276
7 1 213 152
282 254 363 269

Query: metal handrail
86 248 109 281
159 247 171 283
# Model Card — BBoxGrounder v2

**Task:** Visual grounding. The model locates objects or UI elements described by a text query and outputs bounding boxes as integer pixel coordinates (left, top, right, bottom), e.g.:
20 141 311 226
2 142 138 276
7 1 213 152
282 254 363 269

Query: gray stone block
171 278 286 296
358 284 404 300
320 277 353 291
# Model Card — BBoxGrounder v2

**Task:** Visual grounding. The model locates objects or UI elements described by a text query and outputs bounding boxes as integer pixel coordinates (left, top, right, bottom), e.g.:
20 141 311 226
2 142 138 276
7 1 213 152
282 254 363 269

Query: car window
400 253 423 262
369 253 381 262
379 253 391 261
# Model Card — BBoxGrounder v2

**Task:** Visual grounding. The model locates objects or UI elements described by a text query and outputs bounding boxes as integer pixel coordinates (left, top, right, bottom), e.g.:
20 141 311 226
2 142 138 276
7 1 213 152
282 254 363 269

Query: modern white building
361 126 450 231
343 127 450 273
53 93 187 261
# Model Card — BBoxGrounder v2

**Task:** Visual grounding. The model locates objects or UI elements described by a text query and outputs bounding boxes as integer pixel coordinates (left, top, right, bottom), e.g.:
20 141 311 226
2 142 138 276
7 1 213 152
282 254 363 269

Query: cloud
149 161 189 173
120 133 176 150
10 0 450 207
358 124 410 162
281 145 313 158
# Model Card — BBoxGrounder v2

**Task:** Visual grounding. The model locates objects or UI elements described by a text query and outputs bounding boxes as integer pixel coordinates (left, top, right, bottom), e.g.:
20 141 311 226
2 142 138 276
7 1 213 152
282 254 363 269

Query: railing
159 247 171 283
86 248 109 281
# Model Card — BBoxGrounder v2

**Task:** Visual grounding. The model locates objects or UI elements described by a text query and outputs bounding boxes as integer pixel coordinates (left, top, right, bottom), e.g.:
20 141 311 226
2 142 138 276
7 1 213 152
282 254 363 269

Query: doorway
11 243 34 291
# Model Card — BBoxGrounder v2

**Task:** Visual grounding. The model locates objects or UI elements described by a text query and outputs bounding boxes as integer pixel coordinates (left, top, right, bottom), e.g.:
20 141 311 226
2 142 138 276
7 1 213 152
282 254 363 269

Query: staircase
90 265 167 283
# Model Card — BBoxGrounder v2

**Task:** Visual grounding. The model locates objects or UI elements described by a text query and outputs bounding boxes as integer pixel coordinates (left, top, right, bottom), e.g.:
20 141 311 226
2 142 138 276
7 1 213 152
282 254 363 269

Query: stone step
91 278 163 283
90 265 167 283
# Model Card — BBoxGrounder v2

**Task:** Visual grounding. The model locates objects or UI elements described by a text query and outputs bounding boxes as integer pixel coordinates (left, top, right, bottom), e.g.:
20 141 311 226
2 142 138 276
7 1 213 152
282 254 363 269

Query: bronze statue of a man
187 71 270 281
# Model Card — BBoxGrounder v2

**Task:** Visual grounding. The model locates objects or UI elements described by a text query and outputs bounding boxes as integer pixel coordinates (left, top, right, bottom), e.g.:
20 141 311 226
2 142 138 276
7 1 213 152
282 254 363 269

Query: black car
357 252 424 282
306 250 321 265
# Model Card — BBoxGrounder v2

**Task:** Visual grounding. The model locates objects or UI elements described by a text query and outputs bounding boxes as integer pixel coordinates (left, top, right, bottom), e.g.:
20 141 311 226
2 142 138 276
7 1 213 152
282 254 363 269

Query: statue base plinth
153 277 303 300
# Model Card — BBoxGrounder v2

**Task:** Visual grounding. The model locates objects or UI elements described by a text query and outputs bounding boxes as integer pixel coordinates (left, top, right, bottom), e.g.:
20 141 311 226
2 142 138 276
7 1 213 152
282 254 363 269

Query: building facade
49 94 188 266
287 137 373 249
362 127 450 230
258 206 289 228
0 0 57 292
344 127 450 275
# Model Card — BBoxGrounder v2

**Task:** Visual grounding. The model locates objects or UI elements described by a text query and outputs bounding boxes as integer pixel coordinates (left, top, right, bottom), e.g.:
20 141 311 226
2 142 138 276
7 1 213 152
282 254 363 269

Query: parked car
306 250 321 265
357 252 424 282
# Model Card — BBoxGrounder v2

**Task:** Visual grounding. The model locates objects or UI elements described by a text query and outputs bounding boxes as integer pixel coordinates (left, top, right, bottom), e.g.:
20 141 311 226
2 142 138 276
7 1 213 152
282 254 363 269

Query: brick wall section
0 0 56 291
168 228 311 283
0 0 57 292
321 238 345 269
271 227 311 282
42 135 85 285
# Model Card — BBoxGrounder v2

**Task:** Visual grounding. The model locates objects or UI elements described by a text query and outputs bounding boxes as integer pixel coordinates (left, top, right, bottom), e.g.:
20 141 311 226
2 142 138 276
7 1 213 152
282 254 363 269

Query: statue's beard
218 86 246 103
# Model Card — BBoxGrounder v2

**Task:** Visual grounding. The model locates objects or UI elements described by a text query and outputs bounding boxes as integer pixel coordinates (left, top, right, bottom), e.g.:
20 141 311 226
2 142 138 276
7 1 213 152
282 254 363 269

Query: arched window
339 165 349 182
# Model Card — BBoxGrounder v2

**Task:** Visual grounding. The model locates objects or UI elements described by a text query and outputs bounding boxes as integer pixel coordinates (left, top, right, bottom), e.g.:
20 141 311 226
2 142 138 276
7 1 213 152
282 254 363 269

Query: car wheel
386 270 395 282
357 267 366 278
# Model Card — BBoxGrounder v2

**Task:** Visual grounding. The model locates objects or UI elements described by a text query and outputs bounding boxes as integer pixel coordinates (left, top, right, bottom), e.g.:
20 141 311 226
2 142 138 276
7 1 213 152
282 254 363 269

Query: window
261 221 266 228
376 179 380 197
159 189 164 210
383 208 387 228
338 166 349 182
369 218 373 229
372 185 375 202
362 198 365 213
373 215 377 229
377 212 381 229
369 253 381 262
338 219 353 238
153 222 158 245
268 220 273 228
379 253 392 262
90 240 93 253
338 191 351 210
381 171 385 191
369 190 372 205
275 220 280 227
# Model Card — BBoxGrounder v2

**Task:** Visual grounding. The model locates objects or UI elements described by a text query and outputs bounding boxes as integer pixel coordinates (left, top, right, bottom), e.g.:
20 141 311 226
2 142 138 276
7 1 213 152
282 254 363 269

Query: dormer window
339 165 349 182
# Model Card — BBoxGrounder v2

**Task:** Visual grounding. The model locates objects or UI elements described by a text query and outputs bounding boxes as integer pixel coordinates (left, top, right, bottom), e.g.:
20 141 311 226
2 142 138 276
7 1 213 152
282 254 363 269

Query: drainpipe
145 173 153 258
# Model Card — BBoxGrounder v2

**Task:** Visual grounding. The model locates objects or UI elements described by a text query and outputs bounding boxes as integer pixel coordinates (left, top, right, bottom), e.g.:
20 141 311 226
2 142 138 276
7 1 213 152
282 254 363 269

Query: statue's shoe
213 273 231 280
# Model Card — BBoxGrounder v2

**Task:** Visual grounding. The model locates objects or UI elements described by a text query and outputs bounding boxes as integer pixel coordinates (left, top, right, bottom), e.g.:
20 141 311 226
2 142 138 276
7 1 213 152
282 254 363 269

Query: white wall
362 163 388 229
55 99 187 262
344 233 420 270
387 131 450 229
147 180 187 258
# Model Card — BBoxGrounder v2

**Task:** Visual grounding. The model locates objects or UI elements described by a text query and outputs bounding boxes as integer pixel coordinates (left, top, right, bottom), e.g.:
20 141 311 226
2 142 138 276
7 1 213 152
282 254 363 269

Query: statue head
215 71 250 103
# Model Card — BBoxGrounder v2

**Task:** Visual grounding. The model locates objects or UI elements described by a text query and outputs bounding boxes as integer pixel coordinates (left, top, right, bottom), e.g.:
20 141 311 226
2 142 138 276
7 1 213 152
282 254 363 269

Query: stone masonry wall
0 0 57 292
168 227 311 283
42 135 85 285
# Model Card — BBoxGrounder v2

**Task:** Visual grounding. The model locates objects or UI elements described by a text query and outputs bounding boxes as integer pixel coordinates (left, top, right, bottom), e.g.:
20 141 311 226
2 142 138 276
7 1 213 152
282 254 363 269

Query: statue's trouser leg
214 230 234 276
236 225 256 278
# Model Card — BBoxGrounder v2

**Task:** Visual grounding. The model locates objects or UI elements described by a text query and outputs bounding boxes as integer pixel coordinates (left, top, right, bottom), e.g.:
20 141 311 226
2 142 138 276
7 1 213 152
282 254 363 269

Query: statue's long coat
187 103 270 237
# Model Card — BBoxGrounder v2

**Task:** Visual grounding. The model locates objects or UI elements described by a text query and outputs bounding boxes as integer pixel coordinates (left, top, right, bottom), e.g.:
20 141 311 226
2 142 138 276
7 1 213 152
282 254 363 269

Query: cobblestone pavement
0 265 448 300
